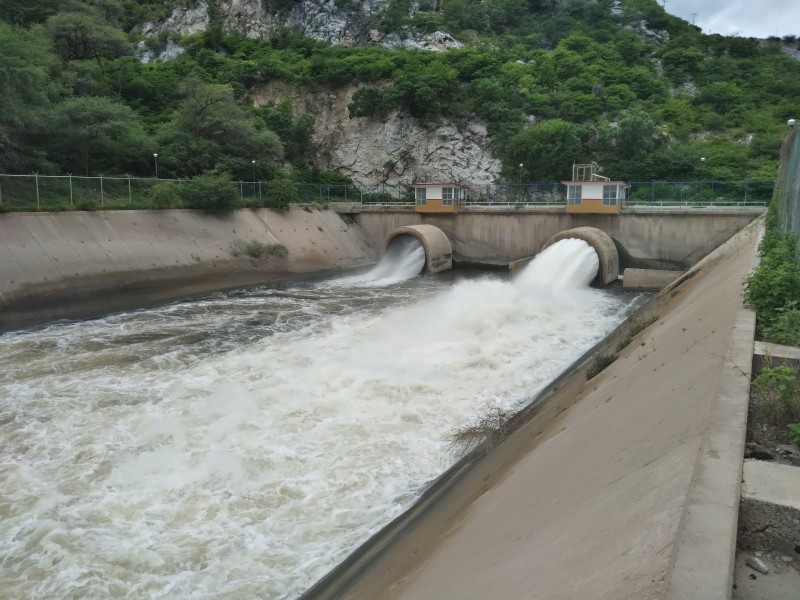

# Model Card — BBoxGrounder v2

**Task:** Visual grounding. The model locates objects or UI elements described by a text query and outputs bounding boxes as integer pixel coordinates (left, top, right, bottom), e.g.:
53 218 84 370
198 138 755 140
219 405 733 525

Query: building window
415 187 426 205
442 186 453 206
603 184 620 206
566 184 582 205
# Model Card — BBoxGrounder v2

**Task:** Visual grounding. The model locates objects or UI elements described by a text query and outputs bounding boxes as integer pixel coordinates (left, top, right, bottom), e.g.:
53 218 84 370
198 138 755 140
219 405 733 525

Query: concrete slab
742 460 800 511
622 268 683 290
753 342 800 361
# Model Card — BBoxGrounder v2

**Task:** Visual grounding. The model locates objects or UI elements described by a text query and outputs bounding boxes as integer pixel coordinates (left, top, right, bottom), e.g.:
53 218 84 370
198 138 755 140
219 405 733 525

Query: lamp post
518 163 523 185
699 156 705 181
251 159 256 182
153 153 158 179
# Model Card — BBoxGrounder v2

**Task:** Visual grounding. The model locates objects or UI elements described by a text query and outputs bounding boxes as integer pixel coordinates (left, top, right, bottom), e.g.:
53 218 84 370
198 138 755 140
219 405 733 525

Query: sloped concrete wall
0 208 378 330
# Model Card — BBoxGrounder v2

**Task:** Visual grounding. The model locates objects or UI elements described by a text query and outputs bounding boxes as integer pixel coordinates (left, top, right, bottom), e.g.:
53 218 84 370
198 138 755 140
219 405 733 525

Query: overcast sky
664 0 800 38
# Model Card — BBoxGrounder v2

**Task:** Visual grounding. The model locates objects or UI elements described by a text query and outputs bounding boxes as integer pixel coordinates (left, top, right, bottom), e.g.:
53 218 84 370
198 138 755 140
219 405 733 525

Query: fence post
35 173 40 209
100 175 104 205
69 175 73 206
239 181 243 197
744 180 748 203
128 177 132 205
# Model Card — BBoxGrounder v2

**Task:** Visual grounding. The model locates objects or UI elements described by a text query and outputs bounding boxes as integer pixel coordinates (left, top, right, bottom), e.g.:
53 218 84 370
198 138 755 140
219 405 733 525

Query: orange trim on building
565 200 622 214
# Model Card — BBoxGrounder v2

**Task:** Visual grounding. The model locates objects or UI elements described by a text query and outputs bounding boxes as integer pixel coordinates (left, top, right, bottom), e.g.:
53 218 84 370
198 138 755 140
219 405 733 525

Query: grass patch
751 364 800 426
230 240 288 260
586 353 617 380
448 406 516 459
615 315 659 352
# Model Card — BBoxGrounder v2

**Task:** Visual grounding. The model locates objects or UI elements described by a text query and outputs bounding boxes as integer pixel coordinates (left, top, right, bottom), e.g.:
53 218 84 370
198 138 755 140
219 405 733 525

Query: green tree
0 22 60 171
389 61 458 118
45 96 149 175
506 119 585 180
348 86 390 118
46 11 131 67
157 77 283 178
696 81 743 114
1 0 60 26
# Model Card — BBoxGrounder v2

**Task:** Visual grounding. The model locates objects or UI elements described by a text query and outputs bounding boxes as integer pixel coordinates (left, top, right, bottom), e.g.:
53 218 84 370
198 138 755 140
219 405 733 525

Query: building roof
409 182 470 189
561 180 627 185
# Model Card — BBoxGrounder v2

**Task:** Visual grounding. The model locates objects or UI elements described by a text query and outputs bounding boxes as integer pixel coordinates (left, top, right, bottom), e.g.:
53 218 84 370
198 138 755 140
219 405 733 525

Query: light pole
251 159 256 181
518 163 523 185
699 156 705 180
153 153 158 179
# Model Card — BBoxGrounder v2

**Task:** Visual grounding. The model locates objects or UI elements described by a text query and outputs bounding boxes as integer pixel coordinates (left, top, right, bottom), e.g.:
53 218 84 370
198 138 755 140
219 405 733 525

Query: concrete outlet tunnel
383 225 453 273
542 227 620 285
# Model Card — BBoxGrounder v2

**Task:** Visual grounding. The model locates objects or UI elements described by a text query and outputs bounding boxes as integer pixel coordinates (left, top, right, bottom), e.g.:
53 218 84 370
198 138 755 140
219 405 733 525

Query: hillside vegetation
1 0 799 185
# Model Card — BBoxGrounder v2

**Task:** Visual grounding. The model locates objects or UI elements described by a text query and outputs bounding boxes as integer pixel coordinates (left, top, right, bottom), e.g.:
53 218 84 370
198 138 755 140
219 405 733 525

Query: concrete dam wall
0 208 379 330
355 209 762 269
0 205 763 330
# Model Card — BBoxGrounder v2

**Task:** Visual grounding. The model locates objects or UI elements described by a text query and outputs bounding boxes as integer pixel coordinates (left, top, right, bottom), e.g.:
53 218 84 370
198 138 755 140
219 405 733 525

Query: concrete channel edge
664 309 756 600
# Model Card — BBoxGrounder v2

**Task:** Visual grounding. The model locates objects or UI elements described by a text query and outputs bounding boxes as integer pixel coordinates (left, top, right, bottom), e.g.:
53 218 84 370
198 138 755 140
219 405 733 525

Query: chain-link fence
0 174 774 211
463 183 566 206
0 174 162 209
777 128 800 250
627 180 773 207
297 183 410 205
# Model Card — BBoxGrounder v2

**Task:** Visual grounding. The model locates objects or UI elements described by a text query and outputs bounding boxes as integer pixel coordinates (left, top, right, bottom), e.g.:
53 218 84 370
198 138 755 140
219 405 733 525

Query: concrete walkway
317 219 763 600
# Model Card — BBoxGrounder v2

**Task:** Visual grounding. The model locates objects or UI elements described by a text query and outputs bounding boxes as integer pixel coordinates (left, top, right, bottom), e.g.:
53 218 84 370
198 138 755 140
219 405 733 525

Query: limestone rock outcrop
254 83 501 188
142 0 462 50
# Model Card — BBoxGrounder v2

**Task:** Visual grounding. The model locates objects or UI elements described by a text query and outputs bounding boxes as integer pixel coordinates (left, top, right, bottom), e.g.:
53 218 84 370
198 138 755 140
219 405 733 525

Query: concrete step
738 459 800 556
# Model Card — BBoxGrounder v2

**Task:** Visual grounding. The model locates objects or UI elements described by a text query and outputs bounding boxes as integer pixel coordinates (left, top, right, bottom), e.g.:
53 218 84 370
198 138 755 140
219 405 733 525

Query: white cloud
665 0 800 38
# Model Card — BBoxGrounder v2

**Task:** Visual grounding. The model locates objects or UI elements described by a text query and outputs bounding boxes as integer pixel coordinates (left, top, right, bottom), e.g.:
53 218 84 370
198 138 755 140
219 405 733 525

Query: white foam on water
0 239 639 599
331 235 426 287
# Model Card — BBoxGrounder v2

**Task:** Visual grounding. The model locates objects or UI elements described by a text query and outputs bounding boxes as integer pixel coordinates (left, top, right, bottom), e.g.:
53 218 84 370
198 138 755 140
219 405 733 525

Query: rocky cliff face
142 0 463 51
144 1 493 186
254 83 501 187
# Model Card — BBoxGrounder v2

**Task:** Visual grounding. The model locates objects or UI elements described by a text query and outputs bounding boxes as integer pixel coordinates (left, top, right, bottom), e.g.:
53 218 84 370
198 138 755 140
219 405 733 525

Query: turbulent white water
333 235 426 287
0 239 643 599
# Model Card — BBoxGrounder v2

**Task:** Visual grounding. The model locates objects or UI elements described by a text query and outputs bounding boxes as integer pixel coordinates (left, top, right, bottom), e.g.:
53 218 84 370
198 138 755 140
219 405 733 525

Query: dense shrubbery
180 169 239 211
148 180 182 209
1 0 799 185
744 203 800 345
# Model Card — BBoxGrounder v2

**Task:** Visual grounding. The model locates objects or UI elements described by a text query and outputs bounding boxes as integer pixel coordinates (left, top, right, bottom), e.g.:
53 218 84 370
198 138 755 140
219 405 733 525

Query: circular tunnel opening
373 235 427 280
541 227 619 286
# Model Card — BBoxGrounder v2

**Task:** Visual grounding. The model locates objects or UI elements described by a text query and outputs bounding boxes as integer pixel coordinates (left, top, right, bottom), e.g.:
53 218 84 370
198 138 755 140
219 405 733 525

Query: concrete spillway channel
303 218 763 600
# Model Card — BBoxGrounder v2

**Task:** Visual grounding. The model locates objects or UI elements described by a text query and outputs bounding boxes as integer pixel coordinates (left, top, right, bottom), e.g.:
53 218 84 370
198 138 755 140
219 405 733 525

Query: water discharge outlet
541 227 620 285
383 225 453 273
